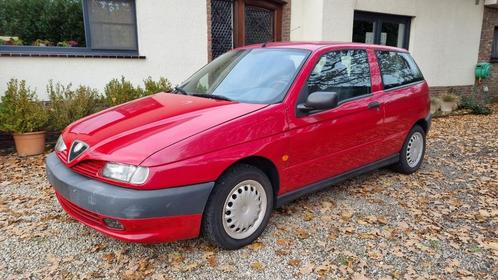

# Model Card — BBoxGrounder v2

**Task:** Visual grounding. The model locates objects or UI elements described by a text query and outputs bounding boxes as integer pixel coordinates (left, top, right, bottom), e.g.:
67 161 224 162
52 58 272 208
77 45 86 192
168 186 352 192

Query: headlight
55 136 67 152
102 162 149 185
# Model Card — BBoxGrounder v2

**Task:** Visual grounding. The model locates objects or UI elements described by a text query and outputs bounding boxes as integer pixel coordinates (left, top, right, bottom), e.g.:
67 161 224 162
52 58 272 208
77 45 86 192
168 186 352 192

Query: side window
376 51 424 90
307 49 372 103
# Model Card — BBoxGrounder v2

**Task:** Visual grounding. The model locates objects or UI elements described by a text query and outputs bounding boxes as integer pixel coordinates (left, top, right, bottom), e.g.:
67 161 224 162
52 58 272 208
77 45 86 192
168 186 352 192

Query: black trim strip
0 52 145 59
382 80 425 92
276 154 399 207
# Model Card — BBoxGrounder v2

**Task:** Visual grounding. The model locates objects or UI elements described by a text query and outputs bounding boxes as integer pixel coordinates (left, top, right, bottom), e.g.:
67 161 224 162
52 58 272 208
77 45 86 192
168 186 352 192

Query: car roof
238 41 408 53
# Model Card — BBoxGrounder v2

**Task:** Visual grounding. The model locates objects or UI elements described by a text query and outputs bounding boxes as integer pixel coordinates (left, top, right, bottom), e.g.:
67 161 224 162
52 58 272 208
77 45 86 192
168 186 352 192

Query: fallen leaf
288 259 301 267
250 261 264 271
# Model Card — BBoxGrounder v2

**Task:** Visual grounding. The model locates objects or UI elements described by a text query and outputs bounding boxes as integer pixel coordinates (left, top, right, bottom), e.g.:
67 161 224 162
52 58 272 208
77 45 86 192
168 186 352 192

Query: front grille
72 160 105 178
56 193 103 226
57 150 68 162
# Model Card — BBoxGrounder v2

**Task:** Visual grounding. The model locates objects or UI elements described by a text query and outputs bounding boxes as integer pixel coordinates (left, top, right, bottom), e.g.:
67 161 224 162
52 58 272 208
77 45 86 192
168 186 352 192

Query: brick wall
429 85 474 98
478 7 498 101
282 0 291 41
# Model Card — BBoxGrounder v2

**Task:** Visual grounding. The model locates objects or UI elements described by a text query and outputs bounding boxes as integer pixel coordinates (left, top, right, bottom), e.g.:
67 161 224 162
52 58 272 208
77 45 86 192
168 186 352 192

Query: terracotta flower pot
13 131 46 156
440 102 455 114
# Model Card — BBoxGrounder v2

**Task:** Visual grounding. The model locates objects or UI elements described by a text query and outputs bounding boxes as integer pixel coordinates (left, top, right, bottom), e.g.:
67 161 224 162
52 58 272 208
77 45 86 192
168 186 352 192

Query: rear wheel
392 125 426 174
202 164 273 249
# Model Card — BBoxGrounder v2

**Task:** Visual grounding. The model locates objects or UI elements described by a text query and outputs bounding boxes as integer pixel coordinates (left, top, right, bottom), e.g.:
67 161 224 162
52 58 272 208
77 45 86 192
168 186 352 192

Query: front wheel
202 164 273 249
392 125 426 174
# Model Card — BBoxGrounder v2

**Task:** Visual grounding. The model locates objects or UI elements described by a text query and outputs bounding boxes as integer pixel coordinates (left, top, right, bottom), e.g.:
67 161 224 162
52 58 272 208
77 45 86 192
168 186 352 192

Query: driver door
282 48 385 193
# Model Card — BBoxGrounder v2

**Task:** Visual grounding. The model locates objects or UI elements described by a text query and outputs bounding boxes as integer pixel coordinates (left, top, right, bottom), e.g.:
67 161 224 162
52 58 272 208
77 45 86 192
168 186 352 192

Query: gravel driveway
1 108 497 279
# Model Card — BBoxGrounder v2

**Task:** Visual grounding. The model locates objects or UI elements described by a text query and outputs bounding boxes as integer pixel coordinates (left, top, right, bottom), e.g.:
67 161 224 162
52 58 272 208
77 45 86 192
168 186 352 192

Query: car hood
63 93 268 165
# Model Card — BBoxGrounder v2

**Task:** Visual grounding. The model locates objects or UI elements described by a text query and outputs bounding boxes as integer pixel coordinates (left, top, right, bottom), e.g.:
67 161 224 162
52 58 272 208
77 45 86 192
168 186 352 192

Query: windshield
180 48 310 104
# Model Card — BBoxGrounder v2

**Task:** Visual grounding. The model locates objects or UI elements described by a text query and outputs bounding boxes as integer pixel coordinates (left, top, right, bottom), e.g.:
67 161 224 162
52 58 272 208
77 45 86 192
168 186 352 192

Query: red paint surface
53 42 430 243
56 192 201 243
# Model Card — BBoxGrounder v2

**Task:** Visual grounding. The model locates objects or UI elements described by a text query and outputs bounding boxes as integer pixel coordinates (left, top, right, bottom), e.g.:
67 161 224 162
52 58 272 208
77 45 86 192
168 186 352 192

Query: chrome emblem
68 140 89 162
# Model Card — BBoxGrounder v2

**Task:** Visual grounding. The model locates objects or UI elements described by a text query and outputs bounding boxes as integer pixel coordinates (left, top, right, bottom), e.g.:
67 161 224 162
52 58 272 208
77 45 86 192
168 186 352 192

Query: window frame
0 0 139 56
375 50 425 92
296 48 373 116
492 27 498 59
353 11 411 50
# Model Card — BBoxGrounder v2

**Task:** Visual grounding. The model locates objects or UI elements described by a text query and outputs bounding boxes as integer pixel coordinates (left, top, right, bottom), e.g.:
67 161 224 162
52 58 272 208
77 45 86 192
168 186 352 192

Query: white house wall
0 0 209 100
292 0 484 88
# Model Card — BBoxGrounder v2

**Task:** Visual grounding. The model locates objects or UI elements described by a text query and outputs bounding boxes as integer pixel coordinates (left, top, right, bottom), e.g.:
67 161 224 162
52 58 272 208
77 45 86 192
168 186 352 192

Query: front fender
141 132 289 190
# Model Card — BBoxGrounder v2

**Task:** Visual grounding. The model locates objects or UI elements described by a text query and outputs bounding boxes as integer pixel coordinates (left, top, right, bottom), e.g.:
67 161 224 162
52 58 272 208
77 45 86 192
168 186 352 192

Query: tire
201 164 274 250
392 125 426 174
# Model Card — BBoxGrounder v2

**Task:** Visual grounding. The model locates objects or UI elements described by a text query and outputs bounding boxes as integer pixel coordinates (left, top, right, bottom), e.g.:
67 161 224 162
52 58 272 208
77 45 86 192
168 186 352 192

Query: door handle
368 101 382 109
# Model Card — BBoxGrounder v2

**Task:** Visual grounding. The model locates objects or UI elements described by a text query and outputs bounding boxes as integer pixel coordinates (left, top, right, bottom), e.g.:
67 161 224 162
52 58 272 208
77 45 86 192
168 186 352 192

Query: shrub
103 76 173 107
143 76 173 95
0 79 48 133
47 81 101 131
460 95 492 115
458 85 493 115
103 76 144 107
441 95 457 102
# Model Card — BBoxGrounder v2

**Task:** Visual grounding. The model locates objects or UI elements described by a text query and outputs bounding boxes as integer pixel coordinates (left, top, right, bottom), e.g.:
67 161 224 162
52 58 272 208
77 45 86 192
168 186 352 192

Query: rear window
376 51 424 90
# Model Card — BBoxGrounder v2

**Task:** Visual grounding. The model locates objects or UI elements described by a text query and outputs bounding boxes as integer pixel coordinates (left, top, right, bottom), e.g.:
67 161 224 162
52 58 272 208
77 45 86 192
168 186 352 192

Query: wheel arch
218 156 280 205
414 118 429 134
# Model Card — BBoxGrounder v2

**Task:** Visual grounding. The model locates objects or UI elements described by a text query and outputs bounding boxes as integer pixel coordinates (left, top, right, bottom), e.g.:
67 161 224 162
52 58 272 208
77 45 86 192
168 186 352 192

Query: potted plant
430 97 441 114
0 79 48 156
440 94 458 114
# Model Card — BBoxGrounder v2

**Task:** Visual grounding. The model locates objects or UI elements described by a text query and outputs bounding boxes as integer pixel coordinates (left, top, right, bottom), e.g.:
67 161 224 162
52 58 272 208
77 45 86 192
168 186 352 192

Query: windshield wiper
189 93 232 102
174 86 188 95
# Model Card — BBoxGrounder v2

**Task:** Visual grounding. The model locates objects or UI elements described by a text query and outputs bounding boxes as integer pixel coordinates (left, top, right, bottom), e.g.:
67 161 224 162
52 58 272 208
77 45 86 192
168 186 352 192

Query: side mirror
297 91 339 113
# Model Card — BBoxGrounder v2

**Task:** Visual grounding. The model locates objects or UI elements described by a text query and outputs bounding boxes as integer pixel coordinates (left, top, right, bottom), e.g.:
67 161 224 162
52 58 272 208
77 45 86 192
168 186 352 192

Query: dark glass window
352 19 376 44
492 27 498 59
307 49 372 103
0 0 138 53
376 51 424 90
0 0 86 47
88 0 137 50
353 11 411 49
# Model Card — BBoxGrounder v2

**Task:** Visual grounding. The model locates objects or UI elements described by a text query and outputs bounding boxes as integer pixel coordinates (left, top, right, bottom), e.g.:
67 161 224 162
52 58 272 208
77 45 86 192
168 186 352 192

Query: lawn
0 107 497 279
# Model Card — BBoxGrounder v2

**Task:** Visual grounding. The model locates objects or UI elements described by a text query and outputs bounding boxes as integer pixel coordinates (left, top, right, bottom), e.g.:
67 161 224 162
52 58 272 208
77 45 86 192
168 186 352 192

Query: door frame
233 0 284 47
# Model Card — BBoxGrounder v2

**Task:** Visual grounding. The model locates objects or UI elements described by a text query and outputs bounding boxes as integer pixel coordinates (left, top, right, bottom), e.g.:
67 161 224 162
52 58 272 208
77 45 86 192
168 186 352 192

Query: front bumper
46 153 214 243
425 112 432 133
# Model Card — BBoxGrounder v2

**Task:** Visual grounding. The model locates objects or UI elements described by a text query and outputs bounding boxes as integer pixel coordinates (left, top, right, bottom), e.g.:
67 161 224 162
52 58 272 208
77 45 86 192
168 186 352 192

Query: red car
46 42 430 249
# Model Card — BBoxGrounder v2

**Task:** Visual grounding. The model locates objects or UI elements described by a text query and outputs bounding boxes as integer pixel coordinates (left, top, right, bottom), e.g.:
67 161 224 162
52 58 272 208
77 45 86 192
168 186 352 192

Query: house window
353 11 411 49
0 0 138 54
210 0 284 59
492 27 498 59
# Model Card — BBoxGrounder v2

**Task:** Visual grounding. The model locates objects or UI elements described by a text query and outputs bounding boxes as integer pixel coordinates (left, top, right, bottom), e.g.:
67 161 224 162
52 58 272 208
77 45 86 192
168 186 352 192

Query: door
210 0 284 59
282 49 385 193
374 50 427 157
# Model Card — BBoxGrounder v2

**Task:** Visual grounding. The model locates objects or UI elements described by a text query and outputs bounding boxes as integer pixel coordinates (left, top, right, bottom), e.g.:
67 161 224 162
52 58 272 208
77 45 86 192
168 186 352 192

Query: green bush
103 76 144 107
103 76 173 107
0 0 85 47
460 95 492 115
143 76 173 95
0 79 48 133
47 81 101 131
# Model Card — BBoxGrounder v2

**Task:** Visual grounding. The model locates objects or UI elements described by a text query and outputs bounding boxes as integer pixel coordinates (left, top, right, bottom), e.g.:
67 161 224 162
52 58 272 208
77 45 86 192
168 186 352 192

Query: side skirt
275 154 400 208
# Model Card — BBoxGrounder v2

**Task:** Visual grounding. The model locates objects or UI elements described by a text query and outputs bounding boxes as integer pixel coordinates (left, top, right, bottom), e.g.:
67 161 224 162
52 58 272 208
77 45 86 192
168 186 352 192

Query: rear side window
307 49 371 103
376 51 424 90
